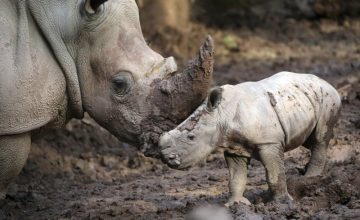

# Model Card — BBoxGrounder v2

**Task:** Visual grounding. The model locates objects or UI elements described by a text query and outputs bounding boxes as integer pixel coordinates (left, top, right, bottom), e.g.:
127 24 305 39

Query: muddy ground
1 18 360 219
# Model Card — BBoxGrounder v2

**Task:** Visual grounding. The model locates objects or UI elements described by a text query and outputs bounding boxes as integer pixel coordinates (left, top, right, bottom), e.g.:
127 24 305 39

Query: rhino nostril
169 153 176 159
168 157 181 167
174 159 181 166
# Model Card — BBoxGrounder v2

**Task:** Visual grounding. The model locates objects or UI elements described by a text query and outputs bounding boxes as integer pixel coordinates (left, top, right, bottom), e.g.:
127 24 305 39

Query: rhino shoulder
0 58 68 135
0 50 68 136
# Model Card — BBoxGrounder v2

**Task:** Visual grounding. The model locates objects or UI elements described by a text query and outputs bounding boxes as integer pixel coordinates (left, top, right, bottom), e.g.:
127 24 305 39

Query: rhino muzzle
140 36 215 158
162 152 182 169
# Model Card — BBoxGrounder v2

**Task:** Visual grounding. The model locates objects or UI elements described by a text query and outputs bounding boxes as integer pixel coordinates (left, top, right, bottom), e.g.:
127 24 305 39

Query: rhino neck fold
15 1 31 76
27 1 84 119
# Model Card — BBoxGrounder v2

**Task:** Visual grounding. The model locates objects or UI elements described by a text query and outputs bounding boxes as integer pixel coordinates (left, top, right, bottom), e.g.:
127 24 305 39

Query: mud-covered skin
160 72 341 205
0 0 213 199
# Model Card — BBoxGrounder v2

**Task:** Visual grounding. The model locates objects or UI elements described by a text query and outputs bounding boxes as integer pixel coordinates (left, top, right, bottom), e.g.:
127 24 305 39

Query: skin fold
160 72 342 205
0 0 214 199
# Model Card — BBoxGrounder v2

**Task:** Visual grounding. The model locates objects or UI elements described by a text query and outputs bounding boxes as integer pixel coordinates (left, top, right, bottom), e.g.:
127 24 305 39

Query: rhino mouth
160 149 195 170
161 152 182 169
140 36 215 158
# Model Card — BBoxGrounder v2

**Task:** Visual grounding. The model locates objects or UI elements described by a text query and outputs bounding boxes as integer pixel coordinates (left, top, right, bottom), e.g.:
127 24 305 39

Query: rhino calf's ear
85 0 108 14
207 87 223 111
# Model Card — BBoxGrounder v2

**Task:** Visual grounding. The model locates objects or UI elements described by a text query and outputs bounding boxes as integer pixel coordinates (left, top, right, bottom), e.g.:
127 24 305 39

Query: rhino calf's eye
187 133 196 141
112 72 133 96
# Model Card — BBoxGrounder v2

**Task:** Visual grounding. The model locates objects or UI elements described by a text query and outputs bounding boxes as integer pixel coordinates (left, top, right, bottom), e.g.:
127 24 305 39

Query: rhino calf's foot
304 142 328 177
224 151 251 206
225 196 252 207
0 133 31 200
304 106 339 177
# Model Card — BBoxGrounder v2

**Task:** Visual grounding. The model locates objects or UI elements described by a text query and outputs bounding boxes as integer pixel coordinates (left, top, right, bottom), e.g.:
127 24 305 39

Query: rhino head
159 87 224 169
27 0 214 157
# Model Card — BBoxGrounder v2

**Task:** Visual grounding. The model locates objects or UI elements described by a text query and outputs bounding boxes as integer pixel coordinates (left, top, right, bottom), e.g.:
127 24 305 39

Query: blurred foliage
200 0 251 9
137 0 360 28
136 0 360 61
222 35 239 52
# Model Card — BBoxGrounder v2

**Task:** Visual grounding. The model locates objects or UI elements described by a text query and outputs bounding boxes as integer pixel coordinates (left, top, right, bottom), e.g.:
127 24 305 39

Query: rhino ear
207 87 223 111
85 0 108 14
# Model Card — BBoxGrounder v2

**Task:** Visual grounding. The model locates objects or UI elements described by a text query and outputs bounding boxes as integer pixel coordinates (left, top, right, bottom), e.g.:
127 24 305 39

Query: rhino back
256 72 337 149
223 72 336 150
0 1 67 135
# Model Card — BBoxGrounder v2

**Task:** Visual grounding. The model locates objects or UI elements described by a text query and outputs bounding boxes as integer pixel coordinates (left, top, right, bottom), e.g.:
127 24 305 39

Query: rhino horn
141 36 215 157
161 35 215 119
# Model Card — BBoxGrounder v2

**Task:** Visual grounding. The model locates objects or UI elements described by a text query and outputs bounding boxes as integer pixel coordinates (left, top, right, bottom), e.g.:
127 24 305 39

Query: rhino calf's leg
224 151 251 206
0 133 31 200
304 107 340 177
304 128 333 177
258 144 292 202
304 141 328 177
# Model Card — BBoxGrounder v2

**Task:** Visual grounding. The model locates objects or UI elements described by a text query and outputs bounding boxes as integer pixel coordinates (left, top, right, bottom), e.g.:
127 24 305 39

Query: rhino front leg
258 144 292 202
0 133 31 200
224 151 251 206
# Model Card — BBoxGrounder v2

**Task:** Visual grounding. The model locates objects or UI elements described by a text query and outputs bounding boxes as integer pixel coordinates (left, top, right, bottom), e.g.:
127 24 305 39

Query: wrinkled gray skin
0 0 214 199
160 72 342 205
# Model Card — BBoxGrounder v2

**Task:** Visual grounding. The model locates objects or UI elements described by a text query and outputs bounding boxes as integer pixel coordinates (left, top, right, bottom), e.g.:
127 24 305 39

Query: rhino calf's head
159 88 224 169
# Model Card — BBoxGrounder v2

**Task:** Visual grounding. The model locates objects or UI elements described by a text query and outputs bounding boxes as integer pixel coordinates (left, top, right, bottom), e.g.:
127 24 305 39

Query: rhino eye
84 0 107 15
112 72 133 96
187 133 196 141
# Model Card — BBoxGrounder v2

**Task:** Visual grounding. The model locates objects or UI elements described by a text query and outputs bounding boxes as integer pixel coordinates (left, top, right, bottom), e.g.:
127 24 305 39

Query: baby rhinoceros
159 72 341 205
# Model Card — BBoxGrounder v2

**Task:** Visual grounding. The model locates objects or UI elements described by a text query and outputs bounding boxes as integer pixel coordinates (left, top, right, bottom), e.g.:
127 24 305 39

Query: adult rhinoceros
0 0 214 199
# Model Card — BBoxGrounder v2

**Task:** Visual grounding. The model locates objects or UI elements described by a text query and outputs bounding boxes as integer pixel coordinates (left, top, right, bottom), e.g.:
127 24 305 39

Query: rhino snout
163 153 182 168
161 149 182 169
159 133 183 168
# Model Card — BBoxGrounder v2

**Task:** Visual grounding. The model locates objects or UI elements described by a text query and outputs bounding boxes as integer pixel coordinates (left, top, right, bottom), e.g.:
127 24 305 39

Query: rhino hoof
225 197 252 207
